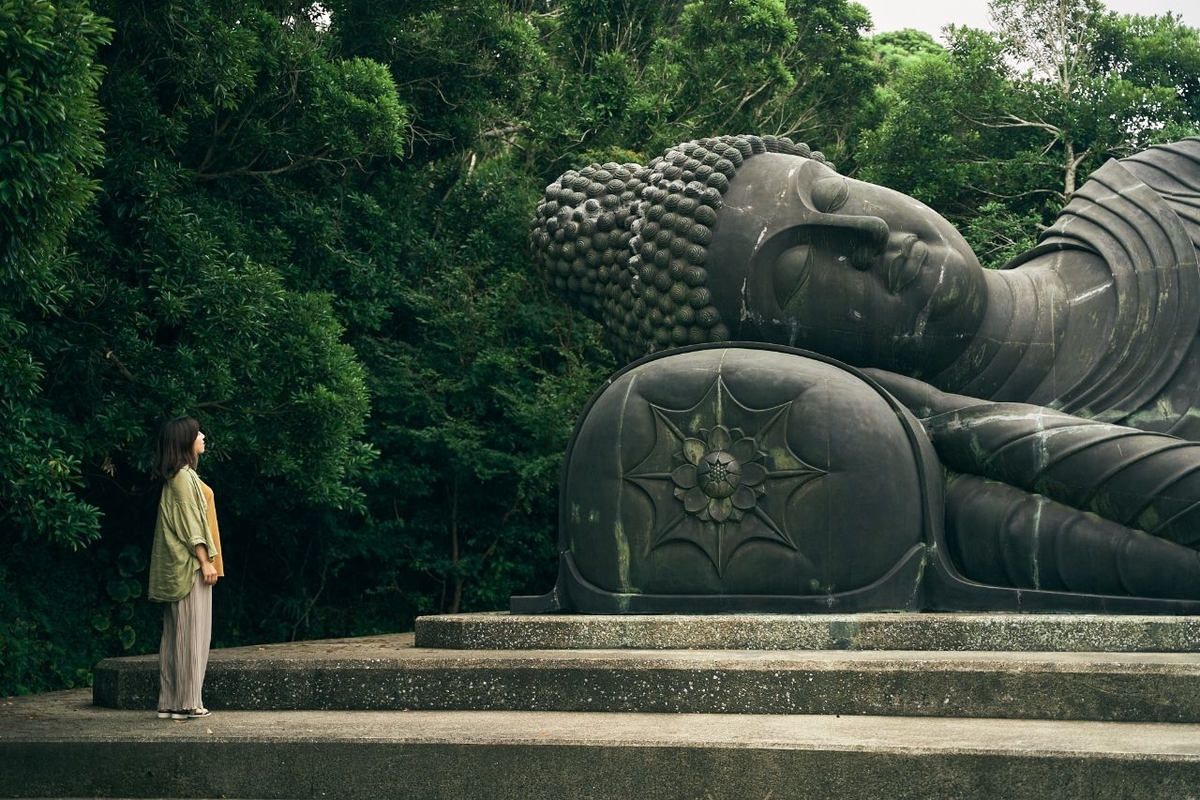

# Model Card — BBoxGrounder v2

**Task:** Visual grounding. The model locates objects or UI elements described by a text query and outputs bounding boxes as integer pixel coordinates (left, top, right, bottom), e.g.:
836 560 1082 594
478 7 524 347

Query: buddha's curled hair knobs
531 135 830 363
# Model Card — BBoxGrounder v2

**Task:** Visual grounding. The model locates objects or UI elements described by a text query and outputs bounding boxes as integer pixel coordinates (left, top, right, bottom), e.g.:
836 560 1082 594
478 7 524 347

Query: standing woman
149 417 220 720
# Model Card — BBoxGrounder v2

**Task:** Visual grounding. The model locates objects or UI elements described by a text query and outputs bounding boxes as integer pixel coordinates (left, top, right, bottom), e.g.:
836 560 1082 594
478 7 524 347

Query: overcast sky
854 0 1199 39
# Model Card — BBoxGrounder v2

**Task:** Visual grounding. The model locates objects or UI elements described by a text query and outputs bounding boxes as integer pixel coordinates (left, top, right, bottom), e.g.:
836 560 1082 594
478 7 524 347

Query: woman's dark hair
154 417 200 480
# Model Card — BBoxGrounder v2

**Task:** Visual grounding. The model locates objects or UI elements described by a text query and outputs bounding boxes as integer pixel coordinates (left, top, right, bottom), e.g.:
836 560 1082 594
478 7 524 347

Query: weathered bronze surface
517 135 1200 613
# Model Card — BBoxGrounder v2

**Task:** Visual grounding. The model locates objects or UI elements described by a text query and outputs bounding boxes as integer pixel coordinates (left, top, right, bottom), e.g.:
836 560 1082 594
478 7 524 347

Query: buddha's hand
860 369 989 419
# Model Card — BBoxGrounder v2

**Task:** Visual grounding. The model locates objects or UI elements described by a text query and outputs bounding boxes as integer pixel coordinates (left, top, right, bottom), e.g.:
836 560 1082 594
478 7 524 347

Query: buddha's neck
935 254 1116 405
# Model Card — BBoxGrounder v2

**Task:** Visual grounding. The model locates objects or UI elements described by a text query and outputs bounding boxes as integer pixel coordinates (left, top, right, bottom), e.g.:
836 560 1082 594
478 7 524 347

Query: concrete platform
4 689 1200 799
9 613 1200 798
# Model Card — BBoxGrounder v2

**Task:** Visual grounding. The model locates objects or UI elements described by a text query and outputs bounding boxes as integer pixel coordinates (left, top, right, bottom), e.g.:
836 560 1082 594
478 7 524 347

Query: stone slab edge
5 694 1200 800
7 739 1200 800
415 611 1200 652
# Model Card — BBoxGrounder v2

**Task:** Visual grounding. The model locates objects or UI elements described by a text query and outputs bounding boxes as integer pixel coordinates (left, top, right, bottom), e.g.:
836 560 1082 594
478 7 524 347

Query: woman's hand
196 545 219 586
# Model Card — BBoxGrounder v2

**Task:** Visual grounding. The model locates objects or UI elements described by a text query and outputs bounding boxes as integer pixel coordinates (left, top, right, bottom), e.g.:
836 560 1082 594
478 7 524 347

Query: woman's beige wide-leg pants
157 570 212 712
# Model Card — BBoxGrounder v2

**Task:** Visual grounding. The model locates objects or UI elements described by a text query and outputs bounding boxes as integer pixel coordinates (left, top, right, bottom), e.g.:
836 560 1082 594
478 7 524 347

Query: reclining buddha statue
516 134 1200 614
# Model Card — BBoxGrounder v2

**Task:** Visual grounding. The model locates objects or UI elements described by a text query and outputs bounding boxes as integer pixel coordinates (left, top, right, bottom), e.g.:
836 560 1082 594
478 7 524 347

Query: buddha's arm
862 368 1200 597
864 368 1200 549
943 472 1200 599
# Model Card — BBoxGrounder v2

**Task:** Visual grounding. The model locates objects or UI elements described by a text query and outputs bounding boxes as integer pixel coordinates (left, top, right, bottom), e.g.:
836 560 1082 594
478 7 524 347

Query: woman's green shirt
148 466 218 603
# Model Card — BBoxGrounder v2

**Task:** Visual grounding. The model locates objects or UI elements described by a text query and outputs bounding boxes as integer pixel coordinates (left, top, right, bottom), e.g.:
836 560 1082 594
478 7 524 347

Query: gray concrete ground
4 688 1200 798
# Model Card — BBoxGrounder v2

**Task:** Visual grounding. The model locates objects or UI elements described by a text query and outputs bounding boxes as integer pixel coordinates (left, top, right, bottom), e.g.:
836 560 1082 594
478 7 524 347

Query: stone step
4 690 1200 799
416 611 1200 652
93 631 1200 723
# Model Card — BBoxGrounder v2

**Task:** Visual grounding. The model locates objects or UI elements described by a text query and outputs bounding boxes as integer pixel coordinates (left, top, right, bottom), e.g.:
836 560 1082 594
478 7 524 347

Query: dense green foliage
858 0 1200 265
2 0 1199 695
1 0 110 551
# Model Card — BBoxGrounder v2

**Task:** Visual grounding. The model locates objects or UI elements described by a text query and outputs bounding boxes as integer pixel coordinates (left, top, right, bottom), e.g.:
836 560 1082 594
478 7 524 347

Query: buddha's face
706 154 988 377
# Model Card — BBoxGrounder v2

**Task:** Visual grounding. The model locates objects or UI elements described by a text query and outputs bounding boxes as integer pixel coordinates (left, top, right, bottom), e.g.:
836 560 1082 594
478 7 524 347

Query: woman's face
707 154 988 377
193 430 206 458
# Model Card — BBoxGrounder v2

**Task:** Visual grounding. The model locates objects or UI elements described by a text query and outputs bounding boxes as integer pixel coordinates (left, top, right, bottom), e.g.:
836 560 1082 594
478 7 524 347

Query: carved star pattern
624 376 827 575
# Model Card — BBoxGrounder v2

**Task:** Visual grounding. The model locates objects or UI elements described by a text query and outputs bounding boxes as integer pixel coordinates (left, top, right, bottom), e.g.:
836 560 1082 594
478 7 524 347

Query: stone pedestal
3 613 1199 798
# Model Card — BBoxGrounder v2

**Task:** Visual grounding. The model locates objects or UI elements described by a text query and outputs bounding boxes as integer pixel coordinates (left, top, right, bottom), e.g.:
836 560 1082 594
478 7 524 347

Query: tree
987 0 1109 196
0 0 115 696
318 4 621 611
70 0 404 499
984 0 1200 198
869 29 945 80
327 0 543 163
1092 11 1200 145
645 0 879 158
489 0 879 176
348 156 612 616
1 0 408 694
857 26 1052 228
856 0 1200 263
0 0 111 548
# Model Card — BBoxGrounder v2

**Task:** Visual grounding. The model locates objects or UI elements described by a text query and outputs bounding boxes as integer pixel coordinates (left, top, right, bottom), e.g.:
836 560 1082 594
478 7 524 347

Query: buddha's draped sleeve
1004 156 1200 424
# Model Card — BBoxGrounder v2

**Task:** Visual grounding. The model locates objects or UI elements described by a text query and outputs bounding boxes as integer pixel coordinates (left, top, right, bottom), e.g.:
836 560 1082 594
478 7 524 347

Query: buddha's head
531 135 988 376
